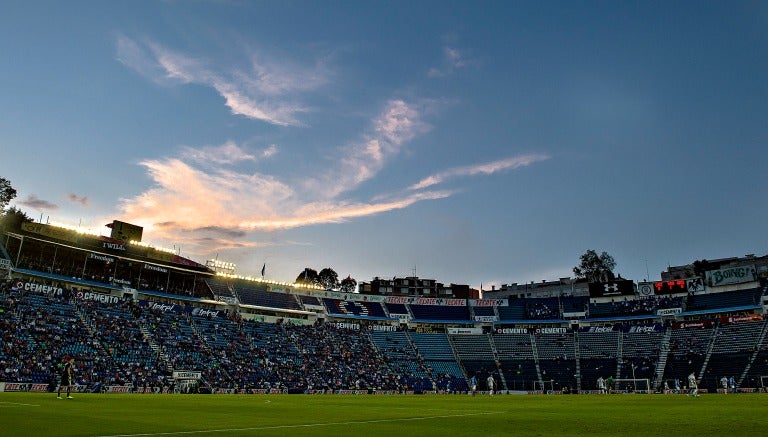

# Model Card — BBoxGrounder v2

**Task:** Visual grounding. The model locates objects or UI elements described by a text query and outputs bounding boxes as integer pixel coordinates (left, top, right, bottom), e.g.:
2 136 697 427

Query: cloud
17 195 59 211
118 106 442 238
117 100 441 248
409 154 551 190
116 101 547 258
181 141 276 166
310 99 431 198
116 36 327 126
189 226 248 240
428 46 468 78
67 193 89 206
239 190 454 230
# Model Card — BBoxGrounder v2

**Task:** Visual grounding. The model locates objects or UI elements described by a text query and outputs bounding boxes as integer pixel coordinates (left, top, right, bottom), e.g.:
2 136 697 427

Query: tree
318 267 339 290
339 275 357 293
0 177 17 211
692 259 710 278
0 206 33 232
573 249 617 282
295 268 319 286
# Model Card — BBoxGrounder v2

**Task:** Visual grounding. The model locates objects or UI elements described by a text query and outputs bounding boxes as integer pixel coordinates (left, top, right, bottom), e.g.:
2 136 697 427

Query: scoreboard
653 280 687 295
107 220 144 242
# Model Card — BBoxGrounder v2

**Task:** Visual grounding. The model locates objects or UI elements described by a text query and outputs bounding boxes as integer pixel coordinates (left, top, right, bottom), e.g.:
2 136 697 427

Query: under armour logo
604 283 618 292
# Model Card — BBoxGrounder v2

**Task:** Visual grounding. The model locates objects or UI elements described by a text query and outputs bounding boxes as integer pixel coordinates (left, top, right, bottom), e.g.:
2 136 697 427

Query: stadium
1 217 767 435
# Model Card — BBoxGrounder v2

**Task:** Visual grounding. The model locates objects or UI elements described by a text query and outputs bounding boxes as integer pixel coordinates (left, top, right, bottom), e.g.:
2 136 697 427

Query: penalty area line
95 411 503 437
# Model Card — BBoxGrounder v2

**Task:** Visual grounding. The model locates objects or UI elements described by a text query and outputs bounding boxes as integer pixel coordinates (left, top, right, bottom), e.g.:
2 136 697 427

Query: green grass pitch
1 393 765 436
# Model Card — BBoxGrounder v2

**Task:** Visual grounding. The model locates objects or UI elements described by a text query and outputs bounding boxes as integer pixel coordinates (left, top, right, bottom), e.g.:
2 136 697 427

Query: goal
759 376 768 389
534 380 555 392
613 378 651 393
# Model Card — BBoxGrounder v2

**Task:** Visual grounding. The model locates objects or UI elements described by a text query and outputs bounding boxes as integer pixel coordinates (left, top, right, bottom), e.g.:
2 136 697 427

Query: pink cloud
410 154 551 190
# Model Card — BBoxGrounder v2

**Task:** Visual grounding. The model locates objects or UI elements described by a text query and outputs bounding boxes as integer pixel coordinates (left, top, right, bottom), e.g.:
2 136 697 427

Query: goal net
613 378 651 393
533 380 555 393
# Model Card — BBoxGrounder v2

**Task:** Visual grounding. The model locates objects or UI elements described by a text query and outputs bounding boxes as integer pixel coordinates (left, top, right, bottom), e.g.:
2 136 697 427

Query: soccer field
1 393 765 436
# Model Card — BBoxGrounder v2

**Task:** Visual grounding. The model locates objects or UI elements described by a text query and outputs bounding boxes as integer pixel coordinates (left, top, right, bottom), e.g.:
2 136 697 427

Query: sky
1 1 767 291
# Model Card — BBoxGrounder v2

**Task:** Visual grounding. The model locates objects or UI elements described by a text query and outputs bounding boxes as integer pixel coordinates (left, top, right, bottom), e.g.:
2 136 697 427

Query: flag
261 263 265 277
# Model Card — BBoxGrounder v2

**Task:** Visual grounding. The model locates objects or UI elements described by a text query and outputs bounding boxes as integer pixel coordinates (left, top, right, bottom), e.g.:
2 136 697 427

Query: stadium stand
472 305 496 318
3 258 768 395
700 319 764 391
497 300 527 321
686 288 764 312
298 295 322 306
620 326 664 382
204 279 237 301
322 298 390 319
370 329 431 391
451 333 497 389
409 304 470 322
233 282 302 310
493 332 538 391
662 324 715 385
743 328 768 389
78 298 168 389
536 331 577 390
407 331 467 391
578 330 619 390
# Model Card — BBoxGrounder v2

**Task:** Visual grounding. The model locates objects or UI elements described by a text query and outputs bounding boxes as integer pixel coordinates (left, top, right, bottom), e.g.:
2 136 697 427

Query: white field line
0 401 40 407
95 411 502 437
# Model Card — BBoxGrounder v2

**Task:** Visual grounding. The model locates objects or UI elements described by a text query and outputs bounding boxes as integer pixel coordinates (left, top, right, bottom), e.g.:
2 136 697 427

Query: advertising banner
370 325 398 332
636 282 655 297
623 324 663 333
588 280 634 297
447 327 483 335
686 278 705 293
656 308 682 316
75 290 121 304
106 385 132 393
706 265 757 287
389 313 411 323
672 320 714 329
470 299 508 307
720 314 763 324
530 327 569 334
328 321 360 330
141 300 181 313
189 307 224 318
495 327 528 334
13 280 64 296
173 371 202 379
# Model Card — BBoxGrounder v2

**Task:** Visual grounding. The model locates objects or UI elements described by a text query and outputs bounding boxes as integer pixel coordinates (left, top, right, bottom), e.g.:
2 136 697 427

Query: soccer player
57 357 75 399
720 376 728 394
729 376 735 394
487 374 495 396
597 376 606 394
470 375 477 396
687 372 699 397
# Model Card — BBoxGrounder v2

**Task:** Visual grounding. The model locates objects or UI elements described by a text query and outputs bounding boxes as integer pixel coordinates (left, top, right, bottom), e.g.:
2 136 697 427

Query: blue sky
1 1 766 290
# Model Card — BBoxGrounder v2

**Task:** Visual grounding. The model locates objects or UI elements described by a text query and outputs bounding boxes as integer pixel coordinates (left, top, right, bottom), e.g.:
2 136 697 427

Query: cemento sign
657 308 682 316
173 371 202 379
14 280 63 296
